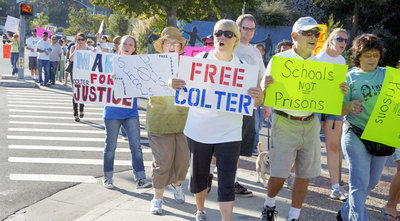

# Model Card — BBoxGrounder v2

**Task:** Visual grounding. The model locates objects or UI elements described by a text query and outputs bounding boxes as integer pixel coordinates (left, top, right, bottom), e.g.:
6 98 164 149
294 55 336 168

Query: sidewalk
5 147 396 221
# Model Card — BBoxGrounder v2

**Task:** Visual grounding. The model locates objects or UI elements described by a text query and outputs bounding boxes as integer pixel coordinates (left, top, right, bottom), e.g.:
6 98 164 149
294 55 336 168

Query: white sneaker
168 184 185 204
329 186 347 201
103 178 114 189
136 179 152 189
286 174 295 190
150 198 163 215
195 210 207 221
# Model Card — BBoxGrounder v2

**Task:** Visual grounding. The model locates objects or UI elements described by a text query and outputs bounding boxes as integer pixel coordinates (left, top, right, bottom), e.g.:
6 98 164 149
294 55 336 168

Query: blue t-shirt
343 67 386 129
103 98 139 119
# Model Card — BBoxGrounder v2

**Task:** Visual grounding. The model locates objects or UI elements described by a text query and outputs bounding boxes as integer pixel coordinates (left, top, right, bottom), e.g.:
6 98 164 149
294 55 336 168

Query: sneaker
329 186 347 201
195 210 207 221
150 198 163 215
261 206 277 221
286 174 295 190
234 182 253 197
122 136 128 141
103 178 114 189
252 148 260 156
336 210 343 221
168 184 185 204
136 179 152 189
207 174 213 194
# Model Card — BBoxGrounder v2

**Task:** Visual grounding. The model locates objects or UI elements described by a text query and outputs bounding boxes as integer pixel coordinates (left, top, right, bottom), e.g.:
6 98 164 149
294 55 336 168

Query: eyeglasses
242 26 256 32
334 37 349 44
299 30 320 39
362 52 380 59
214 30 236 39
204 42 213 46
77 38 86 42
164 42 181 48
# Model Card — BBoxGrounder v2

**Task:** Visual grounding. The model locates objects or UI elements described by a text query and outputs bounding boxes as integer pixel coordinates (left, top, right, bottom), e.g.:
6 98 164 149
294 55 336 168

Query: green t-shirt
145 96 188 134
343 67 386 129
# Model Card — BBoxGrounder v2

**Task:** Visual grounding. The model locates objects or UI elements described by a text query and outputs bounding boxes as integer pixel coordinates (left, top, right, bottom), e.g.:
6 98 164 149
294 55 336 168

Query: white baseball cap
292 17 323 33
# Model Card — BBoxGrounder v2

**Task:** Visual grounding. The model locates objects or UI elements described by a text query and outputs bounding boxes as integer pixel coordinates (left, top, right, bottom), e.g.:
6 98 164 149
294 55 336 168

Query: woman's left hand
340 82 348 95
247 87 262 100
169 77 186 91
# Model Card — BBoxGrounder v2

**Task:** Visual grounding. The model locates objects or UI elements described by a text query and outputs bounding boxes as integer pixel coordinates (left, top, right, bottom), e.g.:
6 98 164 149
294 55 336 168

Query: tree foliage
252 1 292 26
91 0 258 27
64 8 107 36
29 12 50 29
107 14 130 38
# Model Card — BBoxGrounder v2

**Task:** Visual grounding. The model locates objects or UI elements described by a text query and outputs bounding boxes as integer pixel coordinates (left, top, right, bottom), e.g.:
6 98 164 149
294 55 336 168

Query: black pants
70 70 84 116
187 137 241 202
240 110 256 156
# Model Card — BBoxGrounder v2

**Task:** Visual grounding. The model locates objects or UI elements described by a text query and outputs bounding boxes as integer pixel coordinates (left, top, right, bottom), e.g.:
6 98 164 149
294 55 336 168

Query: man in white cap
260 17 323 221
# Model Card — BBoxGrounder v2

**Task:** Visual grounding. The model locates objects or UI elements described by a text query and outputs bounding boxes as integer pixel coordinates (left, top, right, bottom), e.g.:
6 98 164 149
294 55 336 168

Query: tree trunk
350 0 360 45
166 7 177 27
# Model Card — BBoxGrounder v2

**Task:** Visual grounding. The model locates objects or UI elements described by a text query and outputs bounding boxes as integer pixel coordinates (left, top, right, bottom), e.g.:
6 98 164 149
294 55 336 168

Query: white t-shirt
234 42 265 83
315 51 346 65
26 36 41 57
183 50 243 144
36 40 52 60
262 48 320 117
49 43 62 62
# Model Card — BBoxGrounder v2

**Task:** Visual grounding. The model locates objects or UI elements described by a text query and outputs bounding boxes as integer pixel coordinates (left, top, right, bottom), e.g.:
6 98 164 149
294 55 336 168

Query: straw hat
153 27 187 54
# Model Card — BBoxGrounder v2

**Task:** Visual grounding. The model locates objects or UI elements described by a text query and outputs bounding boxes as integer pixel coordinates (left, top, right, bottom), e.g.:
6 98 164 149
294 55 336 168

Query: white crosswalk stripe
6 88 152 184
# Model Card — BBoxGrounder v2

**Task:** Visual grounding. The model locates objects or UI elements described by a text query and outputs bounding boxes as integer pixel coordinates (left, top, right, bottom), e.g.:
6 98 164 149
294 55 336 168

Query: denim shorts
317 113 343 123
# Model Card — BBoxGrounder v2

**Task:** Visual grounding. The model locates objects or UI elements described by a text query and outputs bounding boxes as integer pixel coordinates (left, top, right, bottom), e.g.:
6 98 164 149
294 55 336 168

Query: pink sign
183 46 213 57
36 27 51 40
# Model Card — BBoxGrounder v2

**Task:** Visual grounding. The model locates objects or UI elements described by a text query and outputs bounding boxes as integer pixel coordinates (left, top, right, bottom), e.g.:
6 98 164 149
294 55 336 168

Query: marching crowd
4 12 400 221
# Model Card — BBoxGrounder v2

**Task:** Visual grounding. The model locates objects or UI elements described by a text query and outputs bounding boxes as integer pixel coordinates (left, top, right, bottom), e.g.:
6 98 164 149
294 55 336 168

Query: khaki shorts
269 113 321 179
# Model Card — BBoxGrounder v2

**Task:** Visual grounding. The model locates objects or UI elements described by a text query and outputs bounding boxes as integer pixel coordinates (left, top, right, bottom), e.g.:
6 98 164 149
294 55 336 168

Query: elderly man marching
260 17 348 221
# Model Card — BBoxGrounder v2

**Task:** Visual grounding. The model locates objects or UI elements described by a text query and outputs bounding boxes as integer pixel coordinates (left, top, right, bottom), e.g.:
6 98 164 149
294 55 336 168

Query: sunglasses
77 38 86 41
214 30 236 39
362 52 380 59
299 30 320 39
334 37 349 44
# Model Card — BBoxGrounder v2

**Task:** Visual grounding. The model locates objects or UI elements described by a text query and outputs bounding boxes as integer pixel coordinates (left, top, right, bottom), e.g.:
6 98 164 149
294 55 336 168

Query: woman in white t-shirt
315 28 349 201
171 19 262 221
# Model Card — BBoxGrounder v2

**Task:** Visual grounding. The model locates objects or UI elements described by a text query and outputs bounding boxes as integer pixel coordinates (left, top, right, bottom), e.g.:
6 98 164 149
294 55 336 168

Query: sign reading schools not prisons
264 56 348 115
174 56 259 116
361 67 400 148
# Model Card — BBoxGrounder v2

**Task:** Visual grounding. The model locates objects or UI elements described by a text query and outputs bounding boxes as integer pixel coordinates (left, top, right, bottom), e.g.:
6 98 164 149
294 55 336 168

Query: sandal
381 208 397 221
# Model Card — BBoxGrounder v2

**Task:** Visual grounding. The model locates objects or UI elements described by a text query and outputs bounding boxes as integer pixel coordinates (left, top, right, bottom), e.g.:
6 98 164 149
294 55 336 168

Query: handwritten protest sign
36 27 50 40
264 56 348 115
73 50 133 108
100 43 114 50
313 24 327 55
3 44 11 59
4 16 19 33
183 47 213 57
98 20 104 35
175 56 259 115
361 67 400 148
113 53 178 97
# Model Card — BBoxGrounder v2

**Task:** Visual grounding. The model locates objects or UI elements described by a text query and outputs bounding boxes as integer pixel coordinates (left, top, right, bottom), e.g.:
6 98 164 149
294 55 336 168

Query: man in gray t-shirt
49 35 62 85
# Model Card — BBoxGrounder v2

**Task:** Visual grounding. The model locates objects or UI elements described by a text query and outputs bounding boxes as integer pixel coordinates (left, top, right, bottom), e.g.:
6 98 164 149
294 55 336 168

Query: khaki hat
153 27 187 54
292 17 323 33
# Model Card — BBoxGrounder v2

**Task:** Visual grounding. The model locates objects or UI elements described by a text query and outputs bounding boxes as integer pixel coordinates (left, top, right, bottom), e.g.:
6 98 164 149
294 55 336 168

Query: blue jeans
103 117 146 181
340 123 387 221
253 105 264 150
49 61 58 84
10 53 18 75
38 59 50 84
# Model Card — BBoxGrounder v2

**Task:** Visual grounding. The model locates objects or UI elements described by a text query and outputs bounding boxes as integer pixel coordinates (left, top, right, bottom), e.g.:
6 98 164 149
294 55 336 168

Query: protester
86 39 95 50
316 28 349 201
171 19 263 221
36 32 52 86
201 34 214 48
49 35 62 85
58 39 67 83
274 40 293 54
95 34 110 52
69 33 88 122
260 17 348 221
147 27 189 215
337 34 391 221
111 36 121 54
383 150 400 221
255 43 267 66
64 39 75 86
102 35 152 190
26 29 41 81
3 29 19 76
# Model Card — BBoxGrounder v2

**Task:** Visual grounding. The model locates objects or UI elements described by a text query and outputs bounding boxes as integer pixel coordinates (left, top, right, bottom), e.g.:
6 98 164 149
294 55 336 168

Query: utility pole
17 2 33 80
242 1 246 15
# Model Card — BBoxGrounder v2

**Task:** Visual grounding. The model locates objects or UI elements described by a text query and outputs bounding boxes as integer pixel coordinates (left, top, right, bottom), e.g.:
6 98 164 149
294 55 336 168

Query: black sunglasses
299 30 320 39
334 37 349 44
214 30 236 39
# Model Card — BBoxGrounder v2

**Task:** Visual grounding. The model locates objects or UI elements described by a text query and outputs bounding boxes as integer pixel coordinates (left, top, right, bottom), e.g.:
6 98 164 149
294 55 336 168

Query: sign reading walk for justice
361 67 400 148
73 51 133 108
175 56 259 116
264 56 348 115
